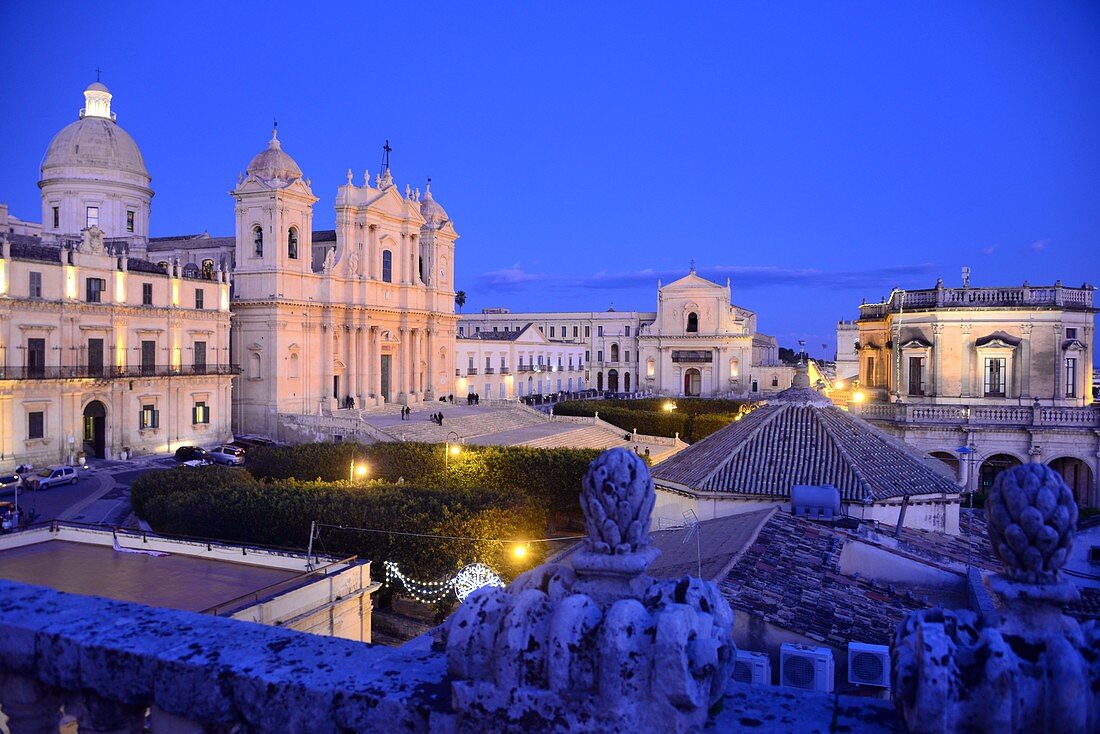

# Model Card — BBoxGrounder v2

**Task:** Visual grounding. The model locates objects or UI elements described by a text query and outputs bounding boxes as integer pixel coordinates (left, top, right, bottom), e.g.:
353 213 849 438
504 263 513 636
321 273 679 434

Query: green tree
455 290 467 312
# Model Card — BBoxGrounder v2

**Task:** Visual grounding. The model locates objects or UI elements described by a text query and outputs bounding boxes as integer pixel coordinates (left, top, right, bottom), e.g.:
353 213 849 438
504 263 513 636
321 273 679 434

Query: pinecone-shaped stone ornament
985 463 1077 584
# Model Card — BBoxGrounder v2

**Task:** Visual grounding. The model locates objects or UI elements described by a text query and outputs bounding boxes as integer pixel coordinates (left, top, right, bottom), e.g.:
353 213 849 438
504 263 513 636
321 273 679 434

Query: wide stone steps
520 425 631 451
375 407 548 443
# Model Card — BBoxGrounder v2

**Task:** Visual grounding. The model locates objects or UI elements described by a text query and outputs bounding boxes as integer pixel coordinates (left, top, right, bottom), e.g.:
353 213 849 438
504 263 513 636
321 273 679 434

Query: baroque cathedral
0 80 457 469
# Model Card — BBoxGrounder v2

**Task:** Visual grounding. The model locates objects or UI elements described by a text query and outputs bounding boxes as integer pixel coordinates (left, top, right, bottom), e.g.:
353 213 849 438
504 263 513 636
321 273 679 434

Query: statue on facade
322 246 336 274
81 225 105 254
445 448 735 733
346 245 360 278
892 463 1099 734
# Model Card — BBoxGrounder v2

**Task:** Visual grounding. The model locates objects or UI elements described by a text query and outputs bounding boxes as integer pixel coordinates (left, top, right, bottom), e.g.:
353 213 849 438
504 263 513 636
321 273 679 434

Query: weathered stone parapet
892 463 1100 733
0 580 447 733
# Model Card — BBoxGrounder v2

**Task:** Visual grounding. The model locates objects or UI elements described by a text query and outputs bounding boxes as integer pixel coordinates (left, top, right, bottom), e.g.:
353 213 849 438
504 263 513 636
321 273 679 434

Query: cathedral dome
419 182 449 228
41 82 149 180
246 128 302 183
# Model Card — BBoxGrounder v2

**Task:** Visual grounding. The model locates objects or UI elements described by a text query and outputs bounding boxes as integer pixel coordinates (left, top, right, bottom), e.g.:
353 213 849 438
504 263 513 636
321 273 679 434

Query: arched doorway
608 369 619 393
624 372 631 392
979 453 1022 493
929 451 960 482
597 372 604 391
1049 457 1094 509
83 401 107 459
684 368 702 396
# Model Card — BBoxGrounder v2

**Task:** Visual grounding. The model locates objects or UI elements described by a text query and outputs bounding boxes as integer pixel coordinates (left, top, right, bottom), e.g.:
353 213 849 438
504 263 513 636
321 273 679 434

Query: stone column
931 324 943 397
367 225 378 279
371 327 382 405
321 316 333 411
410 327 420 400
357 321 368 407
425 323 436 400
1019 323 1033 399
398 326 410 402
1051 325 1062 402
348 325 359 408
960 324 972 398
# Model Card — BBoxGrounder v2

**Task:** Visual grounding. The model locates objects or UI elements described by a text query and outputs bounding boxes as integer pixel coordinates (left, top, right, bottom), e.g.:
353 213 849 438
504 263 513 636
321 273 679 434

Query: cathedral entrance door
608 369 619 393
684 369 701 396
83 400 107 459
380 355 392 403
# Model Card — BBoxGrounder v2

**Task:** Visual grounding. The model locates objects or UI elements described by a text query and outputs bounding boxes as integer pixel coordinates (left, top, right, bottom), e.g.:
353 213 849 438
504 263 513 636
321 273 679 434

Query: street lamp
349 460 369 482
663 401 676 413
445 431 461 489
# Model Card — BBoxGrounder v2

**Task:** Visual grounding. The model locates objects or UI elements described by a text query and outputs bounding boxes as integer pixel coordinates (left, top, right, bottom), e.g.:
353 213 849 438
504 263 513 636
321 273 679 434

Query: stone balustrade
857 283 1094 316
852 402 1099 429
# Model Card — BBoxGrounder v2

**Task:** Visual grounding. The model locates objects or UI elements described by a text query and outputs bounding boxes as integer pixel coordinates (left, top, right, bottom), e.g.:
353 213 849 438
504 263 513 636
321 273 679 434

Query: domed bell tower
231 126 318 299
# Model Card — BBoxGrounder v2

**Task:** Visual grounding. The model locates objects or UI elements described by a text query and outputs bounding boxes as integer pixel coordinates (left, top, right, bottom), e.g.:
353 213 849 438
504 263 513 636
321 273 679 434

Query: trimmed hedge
246 442 602 522
130 468 545 581
553 398 757 442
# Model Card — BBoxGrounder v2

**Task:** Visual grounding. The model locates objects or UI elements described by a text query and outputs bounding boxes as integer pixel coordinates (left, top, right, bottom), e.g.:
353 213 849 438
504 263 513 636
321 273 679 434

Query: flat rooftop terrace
0 540 300 612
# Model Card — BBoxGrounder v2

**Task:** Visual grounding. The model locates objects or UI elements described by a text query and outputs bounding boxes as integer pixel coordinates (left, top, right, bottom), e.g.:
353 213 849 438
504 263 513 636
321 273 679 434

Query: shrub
553 398 759 442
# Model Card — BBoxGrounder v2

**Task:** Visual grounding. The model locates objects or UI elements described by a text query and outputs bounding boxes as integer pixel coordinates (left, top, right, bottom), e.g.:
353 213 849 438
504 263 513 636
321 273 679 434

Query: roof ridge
696 404 787 488
810 407 876 503
710 507 777 582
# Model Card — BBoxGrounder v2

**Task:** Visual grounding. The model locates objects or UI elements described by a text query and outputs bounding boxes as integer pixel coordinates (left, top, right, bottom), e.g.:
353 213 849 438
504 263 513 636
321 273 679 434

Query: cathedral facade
0 81 458 466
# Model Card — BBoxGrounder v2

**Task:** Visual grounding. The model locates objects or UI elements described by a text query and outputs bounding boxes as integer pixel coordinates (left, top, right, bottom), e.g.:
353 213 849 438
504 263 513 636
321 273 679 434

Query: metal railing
0 364 240 380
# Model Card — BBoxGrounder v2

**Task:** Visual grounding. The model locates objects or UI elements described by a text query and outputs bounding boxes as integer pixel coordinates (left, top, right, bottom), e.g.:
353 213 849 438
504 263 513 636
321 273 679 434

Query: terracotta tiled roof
1065 587 1100 622
647 509 774 581
652 396 959 502
717 512 929 647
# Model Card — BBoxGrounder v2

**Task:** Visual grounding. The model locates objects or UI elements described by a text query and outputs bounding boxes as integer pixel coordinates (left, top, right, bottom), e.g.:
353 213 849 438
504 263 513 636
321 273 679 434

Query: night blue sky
2 2 1097 361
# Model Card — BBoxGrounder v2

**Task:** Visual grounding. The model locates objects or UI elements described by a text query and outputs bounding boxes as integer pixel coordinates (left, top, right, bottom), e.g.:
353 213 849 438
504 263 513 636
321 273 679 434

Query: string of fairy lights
309 522 584 603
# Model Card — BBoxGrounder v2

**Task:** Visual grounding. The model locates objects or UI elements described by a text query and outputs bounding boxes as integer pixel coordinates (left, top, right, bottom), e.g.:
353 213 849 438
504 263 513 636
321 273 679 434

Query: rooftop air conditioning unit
780 643 834 692
847 641 890 688
732 650 771 685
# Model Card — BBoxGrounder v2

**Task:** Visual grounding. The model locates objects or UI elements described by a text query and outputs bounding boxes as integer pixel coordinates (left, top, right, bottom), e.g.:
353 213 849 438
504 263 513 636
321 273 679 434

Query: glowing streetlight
663 401 676 413
349 460 369 482
852 391 865 403
445 431 461 488
512 543 528 561
835 380 846 390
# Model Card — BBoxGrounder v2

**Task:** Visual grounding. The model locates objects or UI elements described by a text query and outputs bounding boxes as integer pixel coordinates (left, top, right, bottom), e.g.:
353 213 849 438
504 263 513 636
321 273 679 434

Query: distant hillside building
841 279 1098 508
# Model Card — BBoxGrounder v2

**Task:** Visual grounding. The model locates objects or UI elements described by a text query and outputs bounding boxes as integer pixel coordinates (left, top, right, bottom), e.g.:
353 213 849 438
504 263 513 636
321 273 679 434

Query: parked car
230 436 276 450
31 466 78 490
174 446 213 465
0 474 24 496
210 445 245 465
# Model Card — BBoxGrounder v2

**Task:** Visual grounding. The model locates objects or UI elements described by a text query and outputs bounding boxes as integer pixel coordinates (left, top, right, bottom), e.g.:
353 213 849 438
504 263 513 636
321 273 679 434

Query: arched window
201 259 215 280
253 226 263 257
729 357 739 378
610 343 620 362
382 250 393 282
419 256 425 283
646 357 656 377
288 228 298 260
686 312 699 333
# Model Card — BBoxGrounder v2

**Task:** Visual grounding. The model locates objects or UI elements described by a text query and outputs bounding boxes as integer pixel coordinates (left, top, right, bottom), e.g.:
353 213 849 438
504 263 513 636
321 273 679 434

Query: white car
0 474 24 496
32 466 78 490
210 445 245 465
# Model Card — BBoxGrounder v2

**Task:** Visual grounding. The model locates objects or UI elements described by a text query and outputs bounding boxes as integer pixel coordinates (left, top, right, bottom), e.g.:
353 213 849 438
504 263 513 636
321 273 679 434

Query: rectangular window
493 326 498 332
141 340 156 375
585 350 590 361
585 326 590 338
573 326 578 338
475 326 480 333
983 357 1006 397
625 326 631 337
625 350 631 363
908 356 925 396
468 356 474 369
1065 357 1077 398
381 250 392 282
87 338 104 377
549 326 555 337
126 210 135 233
86 206 99 228
865 356 875 387
26 338 46 377
85 277 105 303
51 206 60 228
194 341 207 373
29 271 42 298
597 350 604 362
458 326 464 335
140 404 159 430
485 356 492 369
192 401 210 425
1066 327 1078 340
598 325 603 337
28 411 44 439
195 288 204 309
142 282 153 306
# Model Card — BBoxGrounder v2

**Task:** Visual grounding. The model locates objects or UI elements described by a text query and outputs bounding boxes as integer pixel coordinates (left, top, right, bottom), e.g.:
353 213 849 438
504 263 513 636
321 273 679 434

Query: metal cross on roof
690 259 696 272
381 140 392 172
95 67 102 82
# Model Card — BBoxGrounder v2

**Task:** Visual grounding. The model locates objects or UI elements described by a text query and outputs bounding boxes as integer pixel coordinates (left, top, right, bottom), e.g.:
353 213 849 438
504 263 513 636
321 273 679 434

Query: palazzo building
840 279 1098 508
0 83 233 469
459 269 801 399
454 323 586 400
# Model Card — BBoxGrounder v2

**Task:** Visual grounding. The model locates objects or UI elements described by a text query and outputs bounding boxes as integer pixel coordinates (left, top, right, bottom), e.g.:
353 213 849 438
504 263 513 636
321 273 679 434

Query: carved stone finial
986 463 1076 584
346 168 354 184
580 448 654 555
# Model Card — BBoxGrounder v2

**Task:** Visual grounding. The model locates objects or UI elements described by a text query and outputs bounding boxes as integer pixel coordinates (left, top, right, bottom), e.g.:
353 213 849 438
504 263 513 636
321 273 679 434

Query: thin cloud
1028 239 1050 253
981 246 996 256
475 263 547 290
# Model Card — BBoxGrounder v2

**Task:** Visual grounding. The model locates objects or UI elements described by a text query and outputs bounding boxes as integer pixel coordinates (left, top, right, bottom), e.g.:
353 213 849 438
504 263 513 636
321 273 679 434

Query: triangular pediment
662 271 725 292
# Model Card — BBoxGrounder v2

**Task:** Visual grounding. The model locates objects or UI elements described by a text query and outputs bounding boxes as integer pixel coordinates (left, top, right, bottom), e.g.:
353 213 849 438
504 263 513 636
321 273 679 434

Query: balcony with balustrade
0 363 240 380
859 282 1095 319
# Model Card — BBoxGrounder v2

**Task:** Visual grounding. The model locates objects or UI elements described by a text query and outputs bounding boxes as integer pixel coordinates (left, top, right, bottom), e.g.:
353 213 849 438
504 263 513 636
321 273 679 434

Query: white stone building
459 270 800 399
842 280 1098 508
454 323 586 400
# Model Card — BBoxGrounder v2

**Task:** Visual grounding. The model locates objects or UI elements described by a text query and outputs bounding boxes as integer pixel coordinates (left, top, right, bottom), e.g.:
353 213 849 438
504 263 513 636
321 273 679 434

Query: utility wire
313 521 583 545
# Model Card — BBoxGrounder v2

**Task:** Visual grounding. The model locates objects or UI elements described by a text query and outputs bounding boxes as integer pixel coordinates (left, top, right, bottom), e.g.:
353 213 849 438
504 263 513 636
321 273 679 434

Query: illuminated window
140 404 159 429
192 401 210 425
85 206 99 228
202 260 214 280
